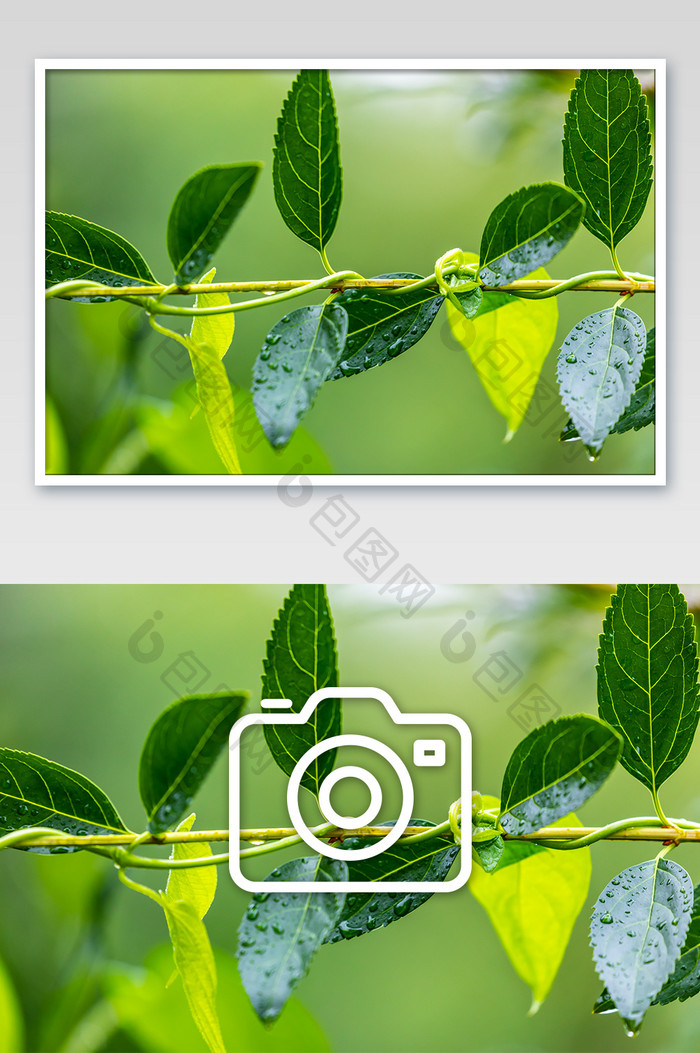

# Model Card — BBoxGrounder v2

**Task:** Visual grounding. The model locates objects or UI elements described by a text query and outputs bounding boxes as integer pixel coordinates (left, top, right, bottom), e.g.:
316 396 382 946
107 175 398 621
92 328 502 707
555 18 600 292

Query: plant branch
45 274 655 306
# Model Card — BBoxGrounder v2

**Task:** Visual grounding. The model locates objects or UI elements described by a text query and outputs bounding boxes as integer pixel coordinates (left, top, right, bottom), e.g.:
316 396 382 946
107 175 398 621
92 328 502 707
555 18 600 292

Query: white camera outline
229 686 471 893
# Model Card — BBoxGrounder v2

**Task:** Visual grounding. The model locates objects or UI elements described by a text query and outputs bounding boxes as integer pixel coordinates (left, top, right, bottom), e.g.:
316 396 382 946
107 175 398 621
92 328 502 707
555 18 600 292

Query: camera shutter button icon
229 686 471 893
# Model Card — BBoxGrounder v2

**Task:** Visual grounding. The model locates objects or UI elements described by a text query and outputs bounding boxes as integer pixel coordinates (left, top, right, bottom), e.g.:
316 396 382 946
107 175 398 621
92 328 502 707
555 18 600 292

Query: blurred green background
44 68 656 476
1 584 698 1053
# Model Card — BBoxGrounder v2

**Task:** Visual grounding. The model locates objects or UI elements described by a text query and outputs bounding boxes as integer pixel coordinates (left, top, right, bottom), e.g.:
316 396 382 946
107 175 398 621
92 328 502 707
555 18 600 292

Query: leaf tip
527 998 542 1017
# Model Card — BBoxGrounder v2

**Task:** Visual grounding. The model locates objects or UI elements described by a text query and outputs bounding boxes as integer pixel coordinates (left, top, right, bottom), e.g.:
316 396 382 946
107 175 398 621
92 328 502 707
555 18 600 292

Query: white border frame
229 686 471 893
36 59 666 486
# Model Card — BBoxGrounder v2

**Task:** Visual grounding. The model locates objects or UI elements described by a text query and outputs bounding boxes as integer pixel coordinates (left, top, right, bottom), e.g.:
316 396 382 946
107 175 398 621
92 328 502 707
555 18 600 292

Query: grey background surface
2 3 696 583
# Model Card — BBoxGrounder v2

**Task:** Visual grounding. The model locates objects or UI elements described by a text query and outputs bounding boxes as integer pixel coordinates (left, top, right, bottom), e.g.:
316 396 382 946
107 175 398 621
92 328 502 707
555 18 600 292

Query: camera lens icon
287 734 415 862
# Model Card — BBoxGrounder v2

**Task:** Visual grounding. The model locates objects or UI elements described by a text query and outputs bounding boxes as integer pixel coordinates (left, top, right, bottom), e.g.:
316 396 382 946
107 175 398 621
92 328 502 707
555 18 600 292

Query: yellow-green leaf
190 268 234 361
0 954 23 1053
448 257 558 439
162 898 225 1053
469 814 591 1012
165 814 216 921
185 269 240 473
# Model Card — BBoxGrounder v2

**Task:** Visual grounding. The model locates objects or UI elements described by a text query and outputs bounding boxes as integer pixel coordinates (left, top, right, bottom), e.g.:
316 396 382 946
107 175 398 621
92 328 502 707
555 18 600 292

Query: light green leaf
139 691 248 834
469 814 591 1011
185 269 240 473
563 69 653 251
165 814 216 921
500 715 622 835
273 70 342 254
190 267 235 360
0 954 23 1053
597 584 700 793
0 748 128 852
447 261 558 438
167 163 261 284
253 303 348 449
261 584 340 796
556 305 647 453
237 856 347 1024
103 945 329 1053
591 858 694 1029
161 899 225 1053
479 182 585 285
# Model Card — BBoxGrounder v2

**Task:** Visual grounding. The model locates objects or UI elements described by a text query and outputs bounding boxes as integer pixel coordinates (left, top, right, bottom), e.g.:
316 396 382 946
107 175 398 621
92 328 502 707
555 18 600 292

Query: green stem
133 270 363 318
117 867 162 904
504 270 632 300
319 246 335 276
651 787 675 830
610 244 627 282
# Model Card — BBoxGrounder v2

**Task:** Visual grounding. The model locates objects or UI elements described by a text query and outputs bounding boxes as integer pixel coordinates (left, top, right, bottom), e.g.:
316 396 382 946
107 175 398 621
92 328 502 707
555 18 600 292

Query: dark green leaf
329 274 443 379
444 275 482 319
613 327 655 433
560 327 655 444
472 832 504 873
596 885 700 1015
590 858 694 1028
597 585 700 792
167 163 261 284
556 305 646 452
237 856 347 1023
273 70 342 253
139 692 248 833
45 211 156 300
0 748 128 852
500 715 622 835
479 182 585 285
324 820 459 942
563 69 653 250
253 303 348 449
262 585 340 796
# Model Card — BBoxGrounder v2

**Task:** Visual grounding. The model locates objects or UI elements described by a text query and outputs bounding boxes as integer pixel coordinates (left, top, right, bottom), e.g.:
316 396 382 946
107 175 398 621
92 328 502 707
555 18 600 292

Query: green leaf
479 182 585 285
139 691 248 833
45 211 157 300
447 265 558 438
469 814 591 1012
104 945 330 1053
0 748 128 851
185 343 241 475
324 820 460 942
167 163 261 285
556 305 647 452
262 585 340 796
190 267 235 360
560 327 655 446
563 69 653 251
597 585 700 793
253 303 348 449
165 814 216 921
596 884 700 1015
328 274 443 379
500 715 622 836
273 70 342 254
590 858 694 1029
612 327 655 434
0 953 23 1053
161 899 225 1053
237 856 347 1024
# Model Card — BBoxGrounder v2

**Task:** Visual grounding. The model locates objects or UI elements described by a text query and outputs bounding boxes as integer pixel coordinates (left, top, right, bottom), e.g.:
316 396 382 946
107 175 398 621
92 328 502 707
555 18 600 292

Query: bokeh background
44 68 656 476
1 584 699 1053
